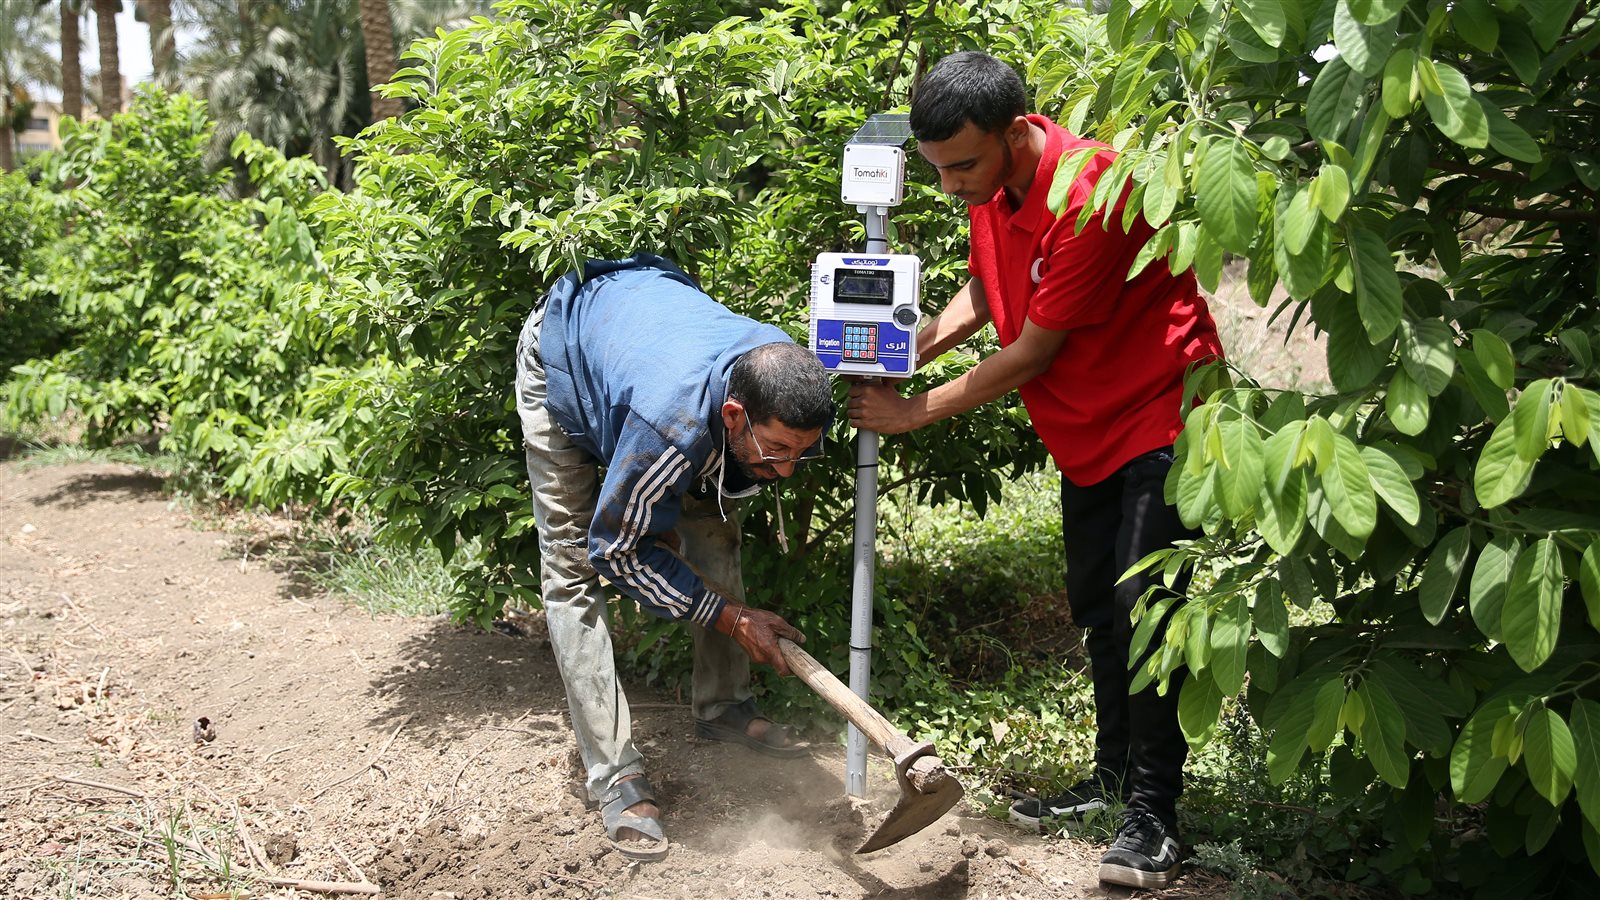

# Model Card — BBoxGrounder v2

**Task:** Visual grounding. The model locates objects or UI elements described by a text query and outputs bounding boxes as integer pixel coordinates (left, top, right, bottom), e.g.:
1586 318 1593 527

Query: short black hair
910 51 1028 143
728 342 833 431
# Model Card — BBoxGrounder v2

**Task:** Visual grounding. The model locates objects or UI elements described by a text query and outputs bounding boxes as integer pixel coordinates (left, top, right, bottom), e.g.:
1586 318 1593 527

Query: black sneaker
1098 809 1182 889
1008 775 1124 831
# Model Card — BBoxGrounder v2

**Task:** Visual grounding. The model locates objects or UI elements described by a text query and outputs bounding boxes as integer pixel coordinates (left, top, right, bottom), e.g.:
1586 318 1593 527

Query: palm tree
2 2 59 171
137 0 175 84
38 0 86 122
357 0 399 122
176 0 489 184
92 0 120 114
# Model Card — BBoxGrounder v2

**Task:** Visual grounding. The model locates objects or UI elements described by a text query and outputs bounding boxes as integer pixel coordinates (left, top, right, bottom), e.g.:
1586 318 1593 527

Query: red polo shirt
968 115 1223 486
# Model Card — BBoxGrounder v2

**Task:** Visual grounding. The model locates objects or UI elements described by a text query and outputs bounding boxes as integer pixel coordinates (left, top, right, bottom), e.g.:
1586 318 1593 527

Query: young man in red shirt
847 51 1223 889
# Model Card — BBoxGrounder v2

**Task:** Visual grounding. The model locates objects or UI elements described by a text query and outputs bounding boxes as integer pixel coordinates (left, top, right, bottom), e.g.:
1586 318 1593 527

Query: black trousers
1061 447 1195 830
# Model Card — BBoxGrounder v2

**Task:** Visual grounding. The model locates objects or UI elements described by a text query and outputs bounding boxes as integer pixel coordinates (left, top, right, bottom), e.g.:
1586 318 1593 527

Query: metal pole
846 207 891 799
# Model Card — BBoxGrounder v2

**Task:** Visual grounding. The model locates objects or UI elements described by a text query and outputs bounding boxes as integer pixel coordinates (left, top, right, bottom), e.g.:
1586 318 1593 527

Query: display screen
834 268 894 304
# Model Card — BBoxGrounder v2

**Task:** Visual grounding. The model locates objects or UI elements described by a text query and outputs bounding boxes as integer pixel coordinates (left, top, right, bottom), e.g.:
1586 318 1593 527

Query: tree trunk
357 0 403 122
144 0 174 82
94 0 122 115
61 3 84 121
0 94 14 172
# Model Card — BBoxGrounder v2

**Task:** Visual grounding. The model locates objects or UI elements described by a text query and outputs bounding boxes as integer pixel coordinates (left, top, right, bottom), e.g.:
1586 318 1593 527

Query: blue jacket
538 254 792 627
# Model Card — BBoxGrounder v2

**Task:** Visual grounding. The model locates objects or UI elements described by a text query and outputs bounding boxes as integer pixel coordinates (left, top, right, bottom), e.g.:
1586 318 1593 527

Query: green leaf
1401 319 1457 396
1253 578 1289 657
1453 698 1514 803
1560 328 1594 370
1581 540 1600 631
1274 204 1330 299
1279 188 1317 254
1218 418 1265 518
1522 707 1576 807
1502 537 1563 672
1196 137 1258 254
1349 229 1403 342
1560 384 1591 447
1323 434 1378 540
1529 0 1580 50
1259 470 1309 556
1511 379 1553 463
1474 415 1535 509
1324 290 1395 392
1381 47 1418 117
1279 555 1315 610
1142 151 1179 227
1302 415 1337 474
1469 535 1521 641
1361 445 1421 525
1348 0 1407 26
1386 365 1429 435
1308 675 1346 752
1334 0 1398 76
1419 527 1473 625
1453 0 1501 52
1210 595 1251 695
1359 679 1411 787
1311 165 1351 222
1476 95 1542 164
1178 673 1226 746
1471 329 1516 390
1570 699 1600 832
1267 676 1319 783
1421 61 1489 150
1307 56 1366 144
1372 659 1454 755
1238 0 1288 47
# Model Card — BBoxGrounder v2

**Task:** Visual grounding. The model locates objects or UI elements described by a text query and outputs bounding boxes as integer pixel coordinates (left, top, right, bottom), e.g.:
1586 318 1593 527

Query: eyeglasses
743 418 823 465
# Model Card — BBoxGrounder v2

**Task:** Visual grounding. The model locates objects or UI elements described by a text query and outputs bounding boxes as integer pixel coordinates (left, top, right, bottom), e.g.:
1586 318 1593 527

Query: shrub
1044 0 1600 892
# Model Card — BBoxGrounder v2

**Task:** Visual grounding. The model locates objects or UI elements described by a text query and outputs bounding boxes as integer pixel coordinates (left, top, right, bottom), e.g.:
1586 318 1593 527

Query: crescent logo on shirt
1030 257 1045 284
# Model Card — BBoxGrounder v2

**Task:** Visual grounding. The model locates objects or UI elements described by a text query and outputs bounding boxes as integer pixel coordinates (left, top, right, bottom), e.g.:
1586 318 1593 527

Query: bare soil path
1 459 1226 899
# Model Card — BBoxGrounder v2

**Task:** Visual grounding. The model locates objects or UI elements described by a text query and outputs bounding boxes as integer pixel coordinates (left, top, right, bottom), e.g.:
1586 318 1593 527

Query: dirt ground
0 458 1230 899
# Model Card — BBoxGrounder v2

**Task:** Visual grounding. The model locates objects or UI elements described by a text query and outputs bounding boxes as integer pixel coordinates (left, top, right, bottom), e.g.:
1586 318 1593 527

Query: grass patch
9 437 185 478
305 530 453 618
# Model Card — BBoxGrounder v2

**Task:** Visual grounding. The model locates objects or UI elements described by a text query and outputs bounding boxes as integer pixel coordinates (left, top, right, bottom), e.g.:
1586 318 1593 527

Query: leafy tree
1037 0 1599 891
304 0 1082 718
4 90 348 506
0 169 69 372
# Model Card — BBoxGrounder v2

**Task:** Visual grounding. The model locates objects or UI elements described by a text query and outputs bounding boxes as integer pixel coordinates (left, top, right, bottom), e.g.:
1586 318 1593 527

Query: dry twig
233 802 277 877
331 840 370 885
55 774 147 798
313 713 413 798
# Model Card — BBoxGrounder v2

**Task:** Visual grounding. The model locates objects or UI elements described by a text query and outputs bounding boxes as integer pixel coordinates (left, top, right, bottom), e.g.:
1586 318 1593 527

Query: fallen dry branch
313 712 413 799
233 802 277 877
55 774 147 798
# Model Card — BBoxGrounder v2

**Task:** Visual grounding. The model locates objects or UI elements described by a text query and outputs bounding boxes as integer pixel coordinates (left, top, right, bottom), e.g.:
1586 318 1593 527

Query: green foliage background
1040 0 1600 893
4 0 1600 895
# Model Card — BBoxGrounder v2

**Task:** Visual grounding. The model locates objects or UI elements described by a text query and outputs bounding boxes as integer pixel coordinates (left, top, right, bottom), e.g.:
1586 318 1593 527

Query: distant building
17 100 66 160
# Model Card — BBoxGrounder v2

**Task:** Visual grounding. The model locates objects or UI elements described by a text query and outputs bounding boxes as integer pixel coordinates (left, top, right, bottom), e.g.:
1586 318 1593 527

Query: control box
809 253 921 377
840 143 906 208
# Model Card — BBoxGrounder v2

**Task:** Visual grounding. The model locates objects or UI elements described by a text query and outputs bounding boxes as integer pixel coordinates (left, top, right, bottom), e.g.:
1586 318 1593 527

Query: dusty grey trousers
514 305 753 802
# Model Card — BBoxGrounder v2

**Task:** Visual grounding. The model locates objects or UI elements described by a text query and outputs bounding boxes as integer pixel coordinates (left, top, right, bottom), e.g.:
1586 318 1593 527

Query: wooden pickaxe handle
778 638 942 787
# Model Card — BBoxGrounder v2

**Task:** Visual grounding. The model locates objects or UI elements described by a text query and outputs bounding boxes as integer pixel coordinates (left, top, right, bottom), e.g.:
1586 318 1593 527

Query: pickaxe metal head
857 739 964 853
